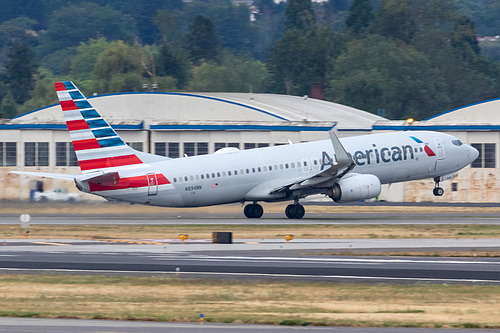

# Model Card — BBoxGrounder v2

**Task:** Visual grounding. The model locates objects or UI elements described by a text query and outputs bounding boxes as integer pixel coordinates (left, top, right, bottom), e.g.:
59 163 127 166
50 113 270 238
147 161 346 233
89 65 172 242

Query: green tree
375 0 416 43
3 42 38 104
42 3 137 55
155 10 182 46
451 16 480 61
188 49 269 92
345 0 375 35
92 40 143 93
70 38 110 81
284 0 316 32
0 90 17 118
328 35 449 119
183 15 221 64
156 45 190 89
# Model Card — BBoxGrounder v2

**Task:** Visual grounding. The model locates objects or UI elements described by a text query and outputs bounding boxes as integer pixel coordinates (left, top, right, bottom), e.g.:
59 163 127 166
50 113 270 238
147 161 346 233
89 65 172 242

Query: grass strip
2 224 500 240
0 273 499 328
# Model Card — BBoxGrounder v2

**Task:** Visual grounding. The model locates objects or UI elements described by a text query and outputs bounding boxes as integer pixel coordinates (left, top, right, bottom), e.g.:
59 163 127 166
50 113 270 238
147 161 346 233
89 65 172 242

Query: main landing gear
433 177 444 196
285 203 305 219
244 202 264 218
243 201 306 219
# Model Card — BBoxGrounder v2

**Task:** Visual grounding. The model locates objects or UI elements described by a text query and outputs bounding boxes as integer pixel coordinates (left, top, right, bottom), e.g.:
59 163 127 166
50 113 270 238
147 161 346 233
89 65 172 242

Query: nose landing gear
433 177 444 196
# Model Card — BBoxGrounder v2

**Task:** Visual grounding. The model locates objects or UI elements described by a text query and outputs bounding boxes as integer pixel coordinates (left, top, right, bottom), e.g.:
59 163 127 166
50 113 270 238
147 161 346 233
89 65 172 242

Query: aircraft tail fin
55 81 145 173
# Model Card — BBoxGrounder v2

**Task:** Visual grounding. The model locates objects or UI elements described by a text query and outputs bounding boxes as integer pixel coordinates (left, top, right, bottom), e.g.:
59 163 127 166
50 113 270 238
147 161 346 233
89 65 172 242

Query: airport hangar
0 91 497 203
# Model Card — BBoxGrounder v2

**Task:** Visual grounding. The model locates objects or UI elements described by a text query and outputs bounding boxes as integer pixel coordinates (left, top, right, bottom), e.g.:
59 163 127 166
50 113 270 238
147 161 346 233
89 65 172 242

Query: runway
2 214 500 225
1 317 498 333
1 238 500 284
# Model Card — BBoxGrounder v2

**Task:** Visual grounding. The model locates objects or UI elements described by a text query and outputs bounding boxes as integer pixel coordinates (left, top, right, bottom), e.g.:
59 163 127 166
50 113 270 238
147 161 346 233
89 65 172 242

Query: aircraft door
147 173 158 196
433 137 445 160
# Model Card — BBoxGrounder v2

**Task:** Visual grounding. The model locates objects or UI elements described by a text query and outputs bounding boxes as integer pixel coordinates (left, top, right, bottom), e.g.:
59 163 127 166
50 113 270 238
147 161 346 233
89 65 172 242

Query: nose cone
469 145 479 163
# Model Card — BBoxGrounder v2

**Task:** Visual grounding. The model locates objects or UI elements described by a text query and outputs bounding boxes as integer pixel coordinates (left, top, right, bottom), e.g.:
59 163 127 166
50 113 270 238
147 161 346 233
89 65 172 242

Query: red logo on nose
424 145 436 157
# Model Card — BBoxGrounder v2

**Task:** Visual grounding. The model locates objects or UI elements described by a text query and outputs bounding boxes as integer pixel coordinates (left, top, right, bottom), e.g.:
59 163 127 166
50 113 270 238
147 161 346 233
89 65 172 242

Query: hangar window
25 142 49 167
126 142 143 151
258 143 269 148
56 142 78 167
155 142 166 156
154 142 179 158
0 142 16 166
215 142 240 151
184 142 208 156
244 143 257 150
471 143 496 168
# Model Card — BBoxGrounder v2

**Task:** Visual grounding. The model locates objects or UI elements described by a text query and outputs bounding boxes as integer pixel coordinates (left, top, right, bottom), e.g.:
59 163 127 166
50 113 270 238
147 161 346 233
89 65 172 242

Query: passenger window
217 172 221 177
201 174 204 179
252 168 255 173
291 162 295 168
234 170 238 175
246 169 250 174
212 173 215 178
269 166 272 171
280 164 283 169
190 176 194 181
173 178 177 182
263 166 267 171
285 163 289 169
195 175 199 180
258 167 261 172
184 176 188 181
206 174 210 179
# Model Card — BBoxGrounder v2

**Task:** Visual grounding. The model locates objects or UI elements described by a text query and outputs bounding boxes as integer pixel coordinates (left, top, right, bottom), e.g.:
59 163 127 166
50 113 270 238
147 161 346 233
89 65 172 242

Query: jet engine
327 174 381 203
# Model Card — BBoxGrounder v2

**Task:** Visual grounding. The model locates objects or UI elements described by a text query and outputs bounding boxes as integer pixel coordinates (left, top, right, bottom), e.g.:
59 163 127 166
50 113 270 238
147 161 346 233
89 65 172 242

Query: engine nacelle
327 174 381 203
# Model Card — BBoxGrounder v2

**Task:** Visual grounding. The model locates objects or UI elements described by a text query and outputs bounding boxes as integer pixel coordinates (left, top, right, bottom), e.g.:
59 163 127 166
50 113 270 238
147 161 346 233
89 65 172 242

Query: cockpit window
452 140 463 146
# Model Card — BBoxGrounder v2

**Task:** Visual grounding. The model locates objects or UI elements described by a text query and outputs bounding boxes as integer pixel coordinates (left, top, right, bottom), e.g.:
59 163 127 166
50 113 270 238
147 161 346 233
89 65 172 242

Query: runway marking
178 255 500 265
1 267 499 284
32 242 71 246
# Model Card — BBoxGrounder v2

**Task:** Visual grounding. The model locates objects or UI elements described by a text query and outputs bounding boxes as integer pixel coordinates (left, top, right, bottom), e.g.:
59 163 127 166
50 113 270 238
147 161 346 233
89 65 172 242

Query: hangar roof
373 98 500 131
4 92 384 131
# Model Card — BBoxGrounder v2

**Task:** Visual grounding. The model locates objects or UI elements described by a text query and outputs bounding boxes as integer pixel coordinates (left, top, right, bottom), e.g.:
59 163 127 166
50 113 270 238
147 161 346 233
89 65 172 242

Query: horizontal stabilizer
9 171 77 181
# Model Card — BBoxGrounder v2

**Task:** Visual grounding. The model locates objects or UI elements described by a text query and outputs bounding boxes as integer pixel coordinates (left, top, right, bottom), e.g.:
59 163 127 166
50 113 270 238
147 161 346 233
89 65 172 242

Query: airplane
11 81 479 219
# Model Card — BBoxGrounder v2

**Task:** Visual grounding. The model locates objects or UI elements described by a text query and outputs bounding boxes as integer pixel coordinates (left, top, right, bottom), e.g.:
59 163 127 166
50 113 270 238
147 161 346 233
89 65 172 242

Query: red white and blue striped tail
55 81 144 173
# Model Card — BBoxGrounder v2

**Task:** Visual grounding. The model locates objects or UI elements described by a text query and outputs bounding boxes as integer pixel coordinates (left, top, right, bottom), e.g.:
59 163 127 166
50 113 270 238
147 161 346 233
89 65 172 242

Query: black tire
285 204 294 218
290 204 305 219
244 204 253 218
250 204 263 218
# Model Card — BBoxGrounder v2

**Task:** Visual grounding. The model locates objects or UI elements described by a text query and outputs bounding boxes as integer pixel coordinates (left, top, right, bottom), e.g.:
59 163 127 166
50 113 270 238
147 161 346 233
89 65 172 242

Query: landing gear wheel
433 187 444 196
244 203 264 218
433 177 444 197
285 204 305 219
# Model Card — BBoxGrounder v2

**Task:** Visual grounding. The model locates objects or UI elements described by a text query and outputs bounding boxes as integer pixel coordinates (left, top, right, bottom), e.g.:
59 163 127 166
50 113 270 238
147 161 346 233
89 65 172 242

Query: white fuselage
89 131 476 207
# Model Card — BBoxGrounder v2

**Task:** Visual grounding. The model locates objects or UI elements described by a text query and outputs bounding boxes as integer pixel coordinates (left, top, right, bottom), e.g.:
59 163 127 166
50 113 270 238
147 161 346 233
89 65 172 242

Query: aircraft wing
270 130 355 194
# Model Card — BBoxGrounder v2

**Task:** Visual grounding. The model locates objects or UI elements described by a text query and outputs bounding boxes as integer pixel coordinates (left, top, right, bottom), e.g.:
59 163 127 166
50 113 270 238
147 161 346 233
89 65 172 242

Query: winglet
328 130 353 167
